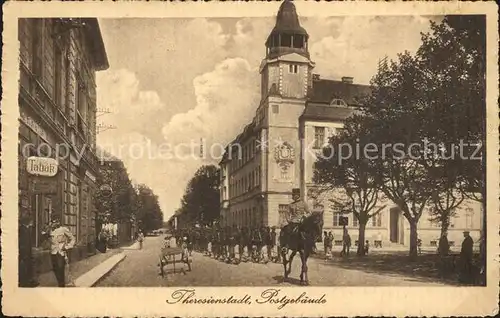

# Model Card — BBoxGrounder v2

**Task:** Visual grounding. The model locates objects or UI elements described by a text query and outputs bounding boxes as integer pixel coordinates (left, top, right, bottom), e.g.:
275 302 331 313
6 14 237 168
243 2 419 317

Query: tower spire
265 0 309 59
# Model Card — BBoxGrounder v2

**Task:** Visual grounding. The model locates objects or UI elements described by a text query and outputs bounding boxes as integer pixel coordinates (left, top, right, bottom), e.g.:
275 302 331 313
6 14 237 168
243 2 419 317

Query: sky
95 3 441 221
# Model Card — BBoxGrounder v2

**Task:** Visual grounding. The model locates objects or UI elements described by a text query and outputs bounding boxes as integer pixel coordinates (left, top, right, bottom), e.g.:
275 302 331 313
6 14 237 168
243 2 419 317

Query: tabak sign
26 157 59 177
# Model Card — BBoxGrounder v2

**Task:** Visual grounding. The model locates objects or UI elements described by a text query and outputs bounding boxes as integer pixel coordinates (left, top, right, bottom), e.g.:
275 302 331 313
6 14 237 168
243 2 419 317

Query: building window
288 64 298 74
372 213 382 227
272 104 279 114
314 127 325 148
353 214 359 227
54 44 63 108
465 208 474 229
32 19 43 79
76 73 88 136
333 212 341 227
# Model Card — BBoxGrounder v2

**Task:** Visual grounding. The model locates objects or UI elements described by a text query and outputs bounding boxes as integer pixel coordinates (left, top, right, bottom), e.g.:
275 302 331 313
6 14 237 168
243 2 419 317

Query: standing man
460 231 474 284
341 228 351 257
41 214 75 287
19 213 37 287
323 231 328 255
137 230 144 250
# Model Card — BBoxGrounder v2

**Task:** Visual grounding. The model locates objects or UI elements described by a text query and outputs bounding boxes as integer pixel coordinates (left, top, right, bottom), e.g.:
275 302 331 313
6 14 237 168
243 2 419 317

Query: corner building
18 18 109 273
219 1 481 249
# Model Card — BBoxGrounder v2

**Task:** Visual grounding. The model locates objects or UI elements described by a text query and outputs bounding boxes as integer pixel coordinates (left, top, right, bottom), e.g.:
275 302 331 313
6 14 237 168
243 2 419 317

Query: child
364 240 370 255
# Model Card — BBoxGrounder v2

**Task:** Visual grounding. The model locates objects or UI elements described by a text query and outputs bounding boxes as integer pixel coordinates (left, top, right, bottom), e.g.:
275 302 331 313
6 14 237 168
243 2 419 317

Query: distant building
219 0 482 248
18 18 109 274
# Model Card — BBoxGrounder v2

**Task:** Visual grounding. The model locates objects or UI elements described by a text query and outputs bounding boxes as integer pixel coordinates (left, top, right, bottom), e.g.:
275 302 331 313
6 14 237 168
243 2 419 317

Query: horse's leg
281 247 289 279
300 251 309 285
287 251 297 277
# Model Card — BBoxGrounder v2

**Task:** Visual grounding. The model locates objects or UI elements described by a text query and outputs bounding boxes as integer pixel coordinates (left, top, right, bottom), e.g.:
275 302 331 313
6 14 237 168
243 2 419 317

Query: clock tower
258 0 315 227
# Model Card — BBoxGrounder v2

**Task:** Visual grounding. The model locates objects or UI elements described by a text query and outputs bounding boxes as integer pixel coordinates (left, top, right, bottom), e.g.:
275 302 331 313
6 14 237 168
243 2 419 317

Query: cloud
162 57 260 156
309 16 437 84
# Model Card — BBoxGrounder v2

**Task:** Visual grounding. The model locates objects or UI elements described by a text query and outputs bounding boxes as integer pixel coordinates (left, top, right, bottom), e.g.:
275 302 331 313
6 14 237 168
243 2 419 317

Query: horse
279 211 324 285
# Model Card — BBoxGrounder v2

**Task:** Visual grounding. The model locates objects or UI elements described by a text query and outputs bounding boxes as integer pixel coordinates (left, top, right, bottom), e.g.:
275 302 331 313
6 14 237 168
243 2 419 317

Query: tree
178 165 221 226
135 184 164 234
95 158 137 225
362 16 486 260
314 114 386 256
362 51 436 259
416 15 486 265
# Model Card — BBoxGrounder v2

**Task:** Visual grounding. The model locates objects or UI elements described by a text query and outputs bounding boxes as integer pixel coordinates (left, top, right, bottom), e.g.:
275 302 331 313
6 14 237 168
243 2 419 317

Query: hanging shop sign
99 184 113 198
26 156 59 177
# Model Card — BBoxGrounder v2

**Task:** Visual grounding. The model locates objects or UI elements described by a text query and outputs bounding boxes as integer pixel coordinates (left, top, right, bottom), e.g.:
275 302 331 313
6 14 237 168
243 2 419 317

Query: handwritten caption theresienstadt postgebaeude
166 288 327 310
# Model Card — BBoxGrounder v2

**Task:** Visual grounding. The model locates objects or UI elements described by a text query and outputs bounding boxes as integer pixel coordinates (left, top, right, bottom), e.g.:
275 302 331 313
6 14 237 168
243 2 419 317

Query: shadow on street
314 251 478 286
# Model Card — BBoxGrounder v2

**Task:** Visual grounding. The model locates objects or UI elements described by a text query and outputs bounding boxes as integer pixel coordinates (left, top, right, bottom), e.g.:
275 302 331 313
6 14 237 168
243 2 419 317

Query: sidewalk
38 248 123 287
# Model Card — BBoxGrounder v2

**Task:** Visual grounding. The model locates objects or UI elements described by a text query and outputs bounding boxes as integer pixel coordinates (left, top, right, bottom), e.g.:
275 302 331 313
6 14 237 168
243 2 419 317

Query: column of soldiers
172 225 280 265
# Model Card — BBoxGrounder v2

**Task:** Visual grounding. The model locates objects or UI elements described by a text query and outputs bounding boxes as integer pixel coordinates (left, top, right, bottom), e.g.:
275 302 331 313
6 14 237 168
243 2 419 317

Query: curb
74 252 126 287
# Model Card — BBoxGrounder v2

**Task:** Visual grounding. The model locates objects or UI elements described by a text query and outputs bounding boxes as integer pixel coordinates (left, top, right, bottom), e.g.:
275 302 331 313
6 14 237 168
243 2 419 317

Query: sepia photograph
2 0 499 316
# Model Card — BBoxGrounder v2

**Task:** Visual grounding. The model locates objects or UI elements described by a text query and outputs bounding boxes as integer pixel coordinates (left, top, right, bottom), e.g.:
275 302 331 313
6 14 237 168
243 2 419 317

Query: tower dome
265 0 309 59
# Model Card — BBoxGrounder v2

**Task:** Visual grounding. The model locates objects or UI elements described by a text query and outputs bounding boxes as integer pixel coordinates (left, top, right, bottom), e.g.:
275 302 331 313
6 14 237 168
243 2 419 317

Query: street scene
96 235 450 287
15 0 486 289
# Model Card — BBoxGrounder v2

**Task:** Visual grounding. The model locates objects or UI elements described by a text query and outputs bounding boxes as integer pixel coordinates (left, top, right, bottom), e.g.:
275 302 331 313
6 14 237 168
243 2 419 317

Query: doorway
390 207 399 243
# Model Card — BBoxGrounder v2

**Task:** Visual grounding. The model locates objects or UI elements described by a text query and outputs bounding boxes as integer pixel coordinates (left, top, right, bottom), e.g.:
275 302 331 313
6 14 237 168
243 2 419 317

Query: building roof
308 78 372 106
82 18 109 71
300 104 359 122
266 0 308 44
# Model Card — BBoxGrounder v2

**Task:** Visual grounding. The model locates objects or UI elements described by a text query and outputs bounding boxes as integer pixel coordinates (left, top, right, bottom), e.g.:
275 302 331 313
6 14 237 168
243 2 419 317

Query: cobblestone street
97 236 447 287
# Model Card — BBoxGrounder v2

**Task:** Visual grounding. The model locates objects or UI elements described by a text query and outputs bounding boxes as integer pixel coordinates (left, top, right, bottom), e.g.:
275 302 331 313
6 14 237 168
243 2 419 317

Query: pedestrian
270 226 277 262
19 213 38 287
364 240 370 255
459 231 474 284
328 232 334 258
323 232 331 260
376 232 382 248
41 214 76 287
341 230 351 257
323 231 328 255
137 230 144 250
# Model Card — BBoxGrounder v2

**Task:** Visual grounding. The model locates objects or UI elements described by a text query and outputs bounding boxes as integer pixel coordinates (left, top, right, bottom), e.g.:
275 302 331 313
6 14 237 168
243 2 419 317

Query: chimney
341 76 353 84
312 74 320 81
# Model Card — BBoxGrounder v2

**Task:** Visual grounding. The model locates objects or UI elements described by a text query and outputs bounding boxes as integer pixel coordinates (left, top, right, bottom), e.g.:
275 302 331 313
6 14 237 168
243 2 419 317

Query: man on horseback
282 188 312 238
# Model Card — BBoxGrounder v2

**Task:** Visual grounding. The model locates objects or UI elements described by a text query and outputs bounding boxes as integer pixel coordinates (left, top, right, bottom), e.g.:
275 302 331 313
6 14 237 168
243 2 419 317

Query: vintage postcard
1 0 499 316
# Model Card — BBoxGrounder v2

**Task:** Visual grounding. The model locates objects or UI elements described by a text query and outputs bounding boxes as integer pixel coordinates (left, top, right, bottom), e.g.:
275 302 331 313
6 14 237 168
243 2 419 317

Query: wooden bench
158 247 192 278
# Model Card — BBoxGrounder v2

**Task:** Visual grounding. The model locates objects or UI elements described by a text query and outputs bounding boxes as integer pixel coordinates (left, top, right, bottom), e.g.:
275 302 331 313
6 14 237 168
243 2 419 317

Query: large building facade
219 1 482 248
18 18 109 274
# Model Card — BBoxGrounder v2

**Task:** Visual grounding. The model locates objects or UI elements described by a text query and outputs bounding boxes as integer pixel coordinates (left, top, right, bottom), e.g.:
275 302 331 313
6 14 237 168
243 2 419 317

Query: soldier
282 188 312 237
270 226 278 262
263 226 272 262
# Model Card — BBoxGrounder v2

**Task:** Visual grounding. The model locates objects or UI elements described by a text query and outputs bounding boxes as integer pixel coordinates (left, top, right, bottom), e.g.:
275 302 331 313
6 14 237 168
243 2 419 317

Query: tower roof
268 0 308 39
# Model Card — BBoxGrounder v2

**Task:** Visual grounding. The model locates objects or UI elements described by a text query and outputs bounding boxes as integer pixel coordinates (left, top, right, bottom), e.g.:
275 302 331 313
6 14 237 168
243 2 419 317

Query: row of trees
314 15 485 259
173 165 221 228
95 157 164 236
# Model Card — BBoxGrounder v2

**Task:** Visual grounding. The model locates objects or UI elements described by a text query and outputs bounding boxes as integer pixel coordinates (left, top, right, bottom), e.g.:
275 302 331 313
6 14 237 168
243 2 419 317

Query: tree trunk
357 222 367 256
409 220 418 260
438 217 450 256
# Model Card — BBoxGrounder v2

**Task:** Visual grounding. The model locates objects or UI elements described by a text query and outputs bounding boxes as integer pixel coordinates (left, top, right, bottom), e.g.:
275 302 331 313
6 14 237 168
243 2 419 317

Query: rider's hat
292 188 300 196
